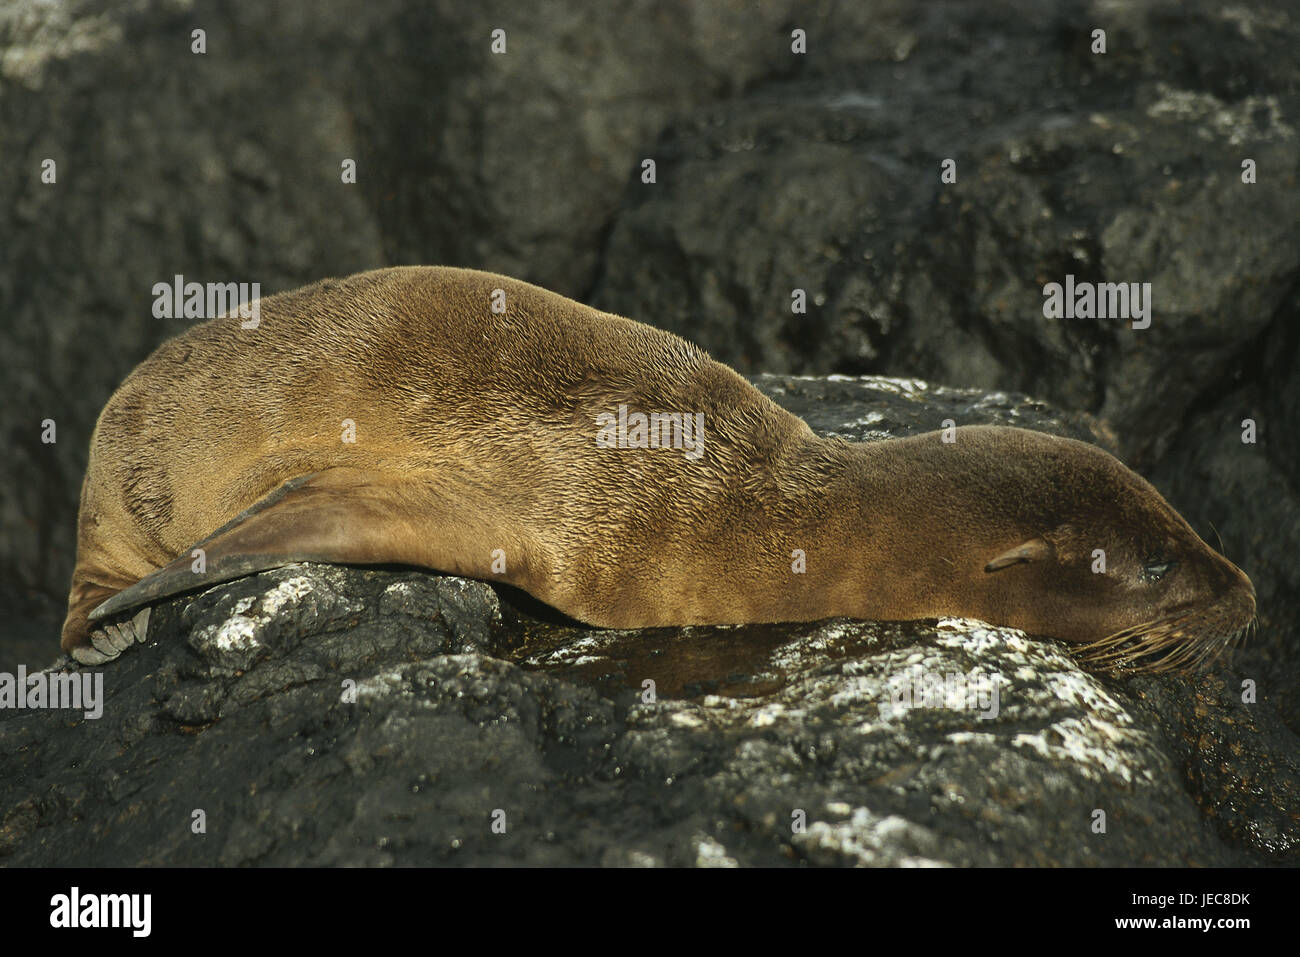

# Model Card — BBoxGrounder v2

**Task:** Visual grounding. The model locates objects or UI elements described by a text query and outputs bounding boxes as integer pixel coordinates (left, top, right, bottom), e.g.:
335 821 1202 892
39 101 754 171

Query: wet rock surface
2 379 1292 866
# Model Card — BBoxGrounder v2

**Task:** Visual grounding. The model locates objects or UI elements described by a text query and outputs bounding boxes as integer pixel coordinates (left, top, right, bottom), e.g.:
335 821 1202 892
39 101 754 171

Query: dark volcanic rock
593 0 1300 471
2 378 1293 867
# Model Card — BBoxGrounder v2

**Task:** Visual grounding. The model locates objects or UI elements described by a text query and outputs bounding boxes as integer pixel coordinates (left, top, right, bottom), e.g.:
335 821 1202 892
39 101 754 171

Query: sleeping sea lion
62 267 1257 673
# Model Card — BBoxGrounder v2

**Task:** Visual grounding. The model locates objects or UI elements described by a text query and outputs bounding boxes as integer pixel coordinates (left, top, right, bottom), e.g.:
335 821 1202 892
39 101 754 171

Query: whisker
1068 607 1246 676
1207 519 1226 556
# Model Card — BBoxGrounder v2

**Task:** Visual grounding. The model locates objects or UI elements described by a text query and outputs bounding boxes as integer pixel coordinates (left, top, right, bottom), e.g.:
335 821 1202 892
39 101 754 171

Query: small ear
984 538 1051 573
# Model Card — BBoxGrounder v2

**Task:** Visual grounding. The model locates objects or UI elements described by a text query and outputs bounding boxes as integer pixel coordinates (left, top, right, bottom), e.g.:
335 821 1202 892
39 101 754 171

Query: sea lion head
927 428 1257 674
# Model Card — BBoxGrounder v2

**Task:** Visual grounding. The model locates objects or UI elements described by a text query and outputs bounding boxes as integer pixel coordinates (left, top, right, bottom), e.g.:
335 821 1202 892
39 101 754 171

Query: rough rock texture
594 1 1300 468
2 380 1294 866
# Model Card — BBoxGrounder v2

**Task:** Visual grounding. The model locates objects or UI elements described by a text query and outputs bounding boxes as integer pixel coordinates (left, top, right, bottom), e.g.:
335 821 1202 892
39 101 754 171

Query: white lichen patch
520 630 624 668
1145 84 1294 144
189 596 261 652
1011 710 1159 787
701 694 745 711
208 615 260 652
827 675 886 711
1044 670 1129 714
858 375 931 394
945 731 1001 746
796 806 950 867
763 373 930 394
0 2 129 89
920 619 1161 783
259 573 318 615
694 835 739 868
840 410 887 427
932 618 1032 654
767 620 859 669
747 698 810 730
668 709 707 729
380 580 423 601
970 392 1026 416
354 667 419 704
749 702 789 728
930 618 1075 672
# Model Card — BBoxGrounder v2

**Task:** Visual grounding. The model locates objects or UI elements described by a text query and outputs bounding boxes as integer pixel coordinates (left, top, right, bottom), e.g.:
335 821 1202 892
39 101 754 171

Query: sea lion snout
1203 557 1257 631
1064 523 1259 673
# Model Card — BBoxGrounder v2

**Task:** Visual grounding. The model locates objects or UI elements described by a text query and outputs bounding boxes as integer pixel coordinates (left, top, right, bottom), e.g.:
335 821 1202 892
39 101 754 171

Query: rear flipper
68 467 527 665
63 607 153 666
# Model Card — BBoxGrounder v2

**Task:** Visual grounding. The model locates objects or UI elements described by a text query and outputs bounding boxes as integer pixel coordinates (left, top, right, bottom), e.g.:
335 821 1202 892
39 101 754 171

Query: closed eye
1141 559 1176 584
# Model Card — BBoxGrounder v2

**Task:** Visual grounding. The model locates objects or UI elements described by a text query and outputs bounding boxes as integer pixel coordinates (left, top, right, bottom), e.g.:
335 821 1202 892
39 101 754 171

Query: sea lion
62 266 1256 673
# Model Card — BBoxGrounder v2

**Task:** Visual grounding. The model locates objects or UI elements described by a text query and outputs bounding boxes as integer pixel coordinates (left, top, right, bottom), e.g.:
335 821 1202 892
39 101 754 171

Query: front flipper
84 467 534 653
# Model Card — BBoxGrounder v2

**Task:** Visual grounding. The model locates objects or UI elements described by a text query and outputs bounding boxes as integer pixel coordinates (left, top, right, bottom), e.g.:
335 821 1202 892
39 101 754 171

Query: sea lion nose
1229 563 1256 617
1233 563 1255 597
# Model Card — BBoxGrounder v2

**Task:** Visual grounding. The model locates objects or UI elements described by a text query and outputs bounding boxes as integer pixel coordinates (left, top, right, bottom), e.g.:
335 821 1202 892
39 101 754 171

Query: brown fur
63 267 1256 672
